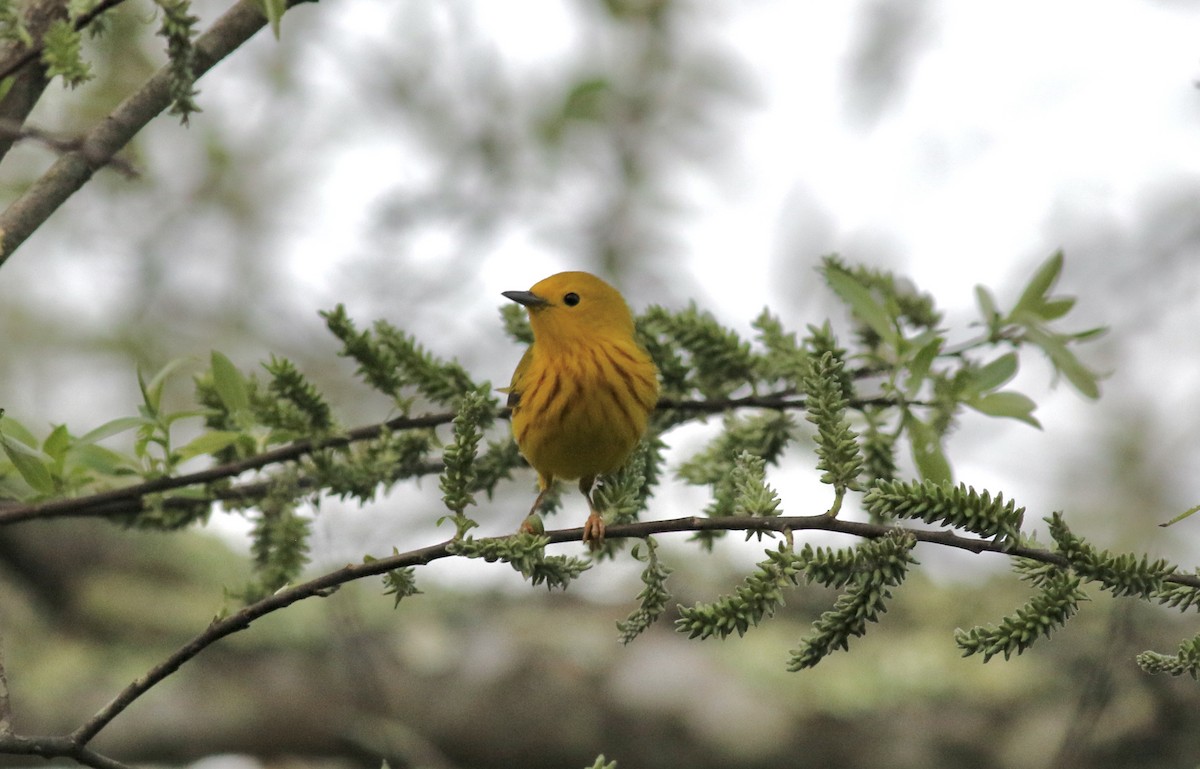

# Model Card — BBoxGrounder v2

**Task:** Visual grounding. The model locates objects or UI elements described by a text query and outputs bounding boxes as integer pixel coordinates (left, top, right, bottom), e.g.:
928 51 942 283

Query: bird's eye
563 292 580 307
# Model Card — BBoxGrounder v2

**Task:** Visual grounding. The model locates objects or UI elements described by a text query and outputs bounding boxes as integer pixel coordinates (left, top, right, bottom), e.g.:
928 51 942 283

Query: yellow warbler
503 271 659 545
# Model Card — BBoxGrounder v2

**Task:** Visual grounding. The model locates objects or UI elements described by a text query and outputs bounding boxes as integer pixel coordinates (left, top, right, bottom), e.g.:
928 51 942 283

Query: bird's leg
519 477 552 535
580 476 605 548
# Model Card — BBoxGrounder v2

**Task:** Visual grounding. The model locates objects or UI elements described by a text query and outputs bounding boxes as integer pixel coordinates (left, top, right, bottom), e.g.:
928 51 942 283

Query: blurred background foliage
2 0 1200 767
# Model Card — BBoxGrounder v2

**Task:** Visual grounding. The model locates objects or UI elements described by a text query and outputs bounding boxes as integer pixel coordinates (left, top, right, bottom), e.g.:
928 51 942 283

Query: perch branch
1 511 1192 757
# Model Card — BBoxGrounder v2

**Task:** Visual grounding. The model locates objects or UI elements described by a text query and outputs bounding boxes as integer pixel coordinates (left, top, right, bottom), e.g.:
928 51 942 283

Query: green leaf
1024 327 1101 399
78 416 154 445
1160 501 1200 528
967 391 1041 429
1054 351 1100 400
1 433 56 493
41 19 91 87
1010 251 1063 319
563 77 611 121
823 264 898 348
904 335 941 398
42 424 71 458
975 285 999 323
68 443 139 476
0 415 39 448
211 351 250 413
907 416 951 485
1070 326 1108 342
261 0 285 38
1039 296 1076 321
154 0 202 122
176 430 245 462
972 352 1018 394
139 357 193 412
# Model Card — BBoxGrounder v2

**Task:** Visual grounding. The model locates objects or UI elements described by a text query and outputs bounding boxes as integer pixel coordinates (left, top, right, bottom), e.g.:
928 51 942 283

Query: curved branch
1 511 1188 755
0 0 274 267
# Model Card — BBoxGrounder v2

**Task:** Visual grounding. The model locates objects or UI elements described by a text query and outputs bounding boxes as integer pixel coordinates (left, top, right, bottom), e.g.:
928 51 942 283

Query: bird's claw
582 511 606 550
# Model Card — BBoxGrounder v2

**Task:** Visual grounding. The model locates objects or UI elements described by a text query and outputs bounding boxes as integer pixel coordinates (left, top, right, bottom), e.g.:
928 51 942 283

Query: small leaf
967 391 1042 429
1070 326 1108 342
42 424 71 460
1010 251 1063 319
975 285 999 323
562 77 611 121
1025 328 1101 400
1160 502 1200 528
1039 296 1076 321
1 433 56 493
0 415 40 448
972 352 1018 394
907 416 951 485
904 335 941 398
78 416 154 445
823 265 898 347
69 443 139 475
140 357 193 412
176 430 244 461
211 351 250 413
261 0 286 38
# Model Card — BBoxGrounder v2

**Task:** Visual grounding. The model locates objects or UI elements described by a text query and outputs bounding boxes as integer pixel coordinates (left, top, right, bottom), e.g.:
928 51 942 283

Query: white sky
300 0 1200 316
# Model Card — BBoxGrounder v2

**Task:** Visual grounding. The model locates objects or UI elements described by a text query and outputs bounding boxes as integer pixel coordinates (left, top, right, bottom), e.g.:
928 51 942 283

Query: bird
502 271 659 546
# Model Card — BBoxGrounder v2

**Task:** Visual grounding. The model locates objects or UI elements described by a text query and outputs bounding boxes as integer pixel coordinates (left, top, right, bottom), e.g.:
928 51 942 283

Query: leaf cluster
616 537 672 644
439 389 490 537
449 534 591 591
788 531 917 670
864 480 1024 542
954 569 1087 662
322 304 494 413
154 0 201 121
1047 511 1176 599
674 531 918 670
801 349 863 508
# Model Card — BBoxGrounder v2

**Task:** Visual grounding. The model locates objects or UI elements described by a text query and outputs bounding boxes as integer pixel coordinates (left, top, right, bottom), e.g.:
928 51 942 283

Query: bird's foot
582 511 606 549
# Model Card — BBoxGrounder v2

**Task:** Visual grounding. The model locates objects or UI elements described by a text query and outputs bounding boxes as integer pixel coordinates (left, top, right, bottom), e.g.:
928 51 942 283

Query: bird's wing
502 346 535 408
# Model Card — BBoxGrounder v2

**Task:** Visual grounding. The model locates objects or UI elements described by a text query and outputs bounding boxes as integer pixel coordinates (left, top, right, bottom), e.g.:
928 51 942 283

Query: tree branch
0 410 458 526
0 119 139 176
0 0 274 267
0 511 1187 758
0 0 72 163
0 390 913 527
0 733 134 769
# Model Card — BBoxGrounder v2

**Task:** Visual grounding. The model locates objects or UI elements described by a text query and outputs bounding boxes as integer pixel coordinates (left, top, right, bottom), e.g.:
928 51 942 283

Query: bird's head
503 271 636 345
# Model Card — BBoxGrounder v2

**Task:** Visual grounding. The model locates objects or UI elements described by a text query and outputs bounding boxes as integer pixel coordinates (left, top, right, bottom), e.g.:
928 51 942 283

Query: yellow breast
510 337 658 482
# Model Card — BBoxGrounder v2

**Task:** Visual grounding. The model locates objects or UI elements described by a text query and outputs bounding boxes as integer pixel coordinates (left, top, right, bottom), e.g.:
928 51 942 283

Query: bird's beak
502 290 550 308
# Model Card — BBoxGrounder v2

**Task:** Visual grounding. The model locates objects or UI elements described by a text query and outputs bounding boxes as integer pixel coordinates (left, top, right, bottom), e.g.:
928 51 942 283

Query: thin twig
0 119 138 177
